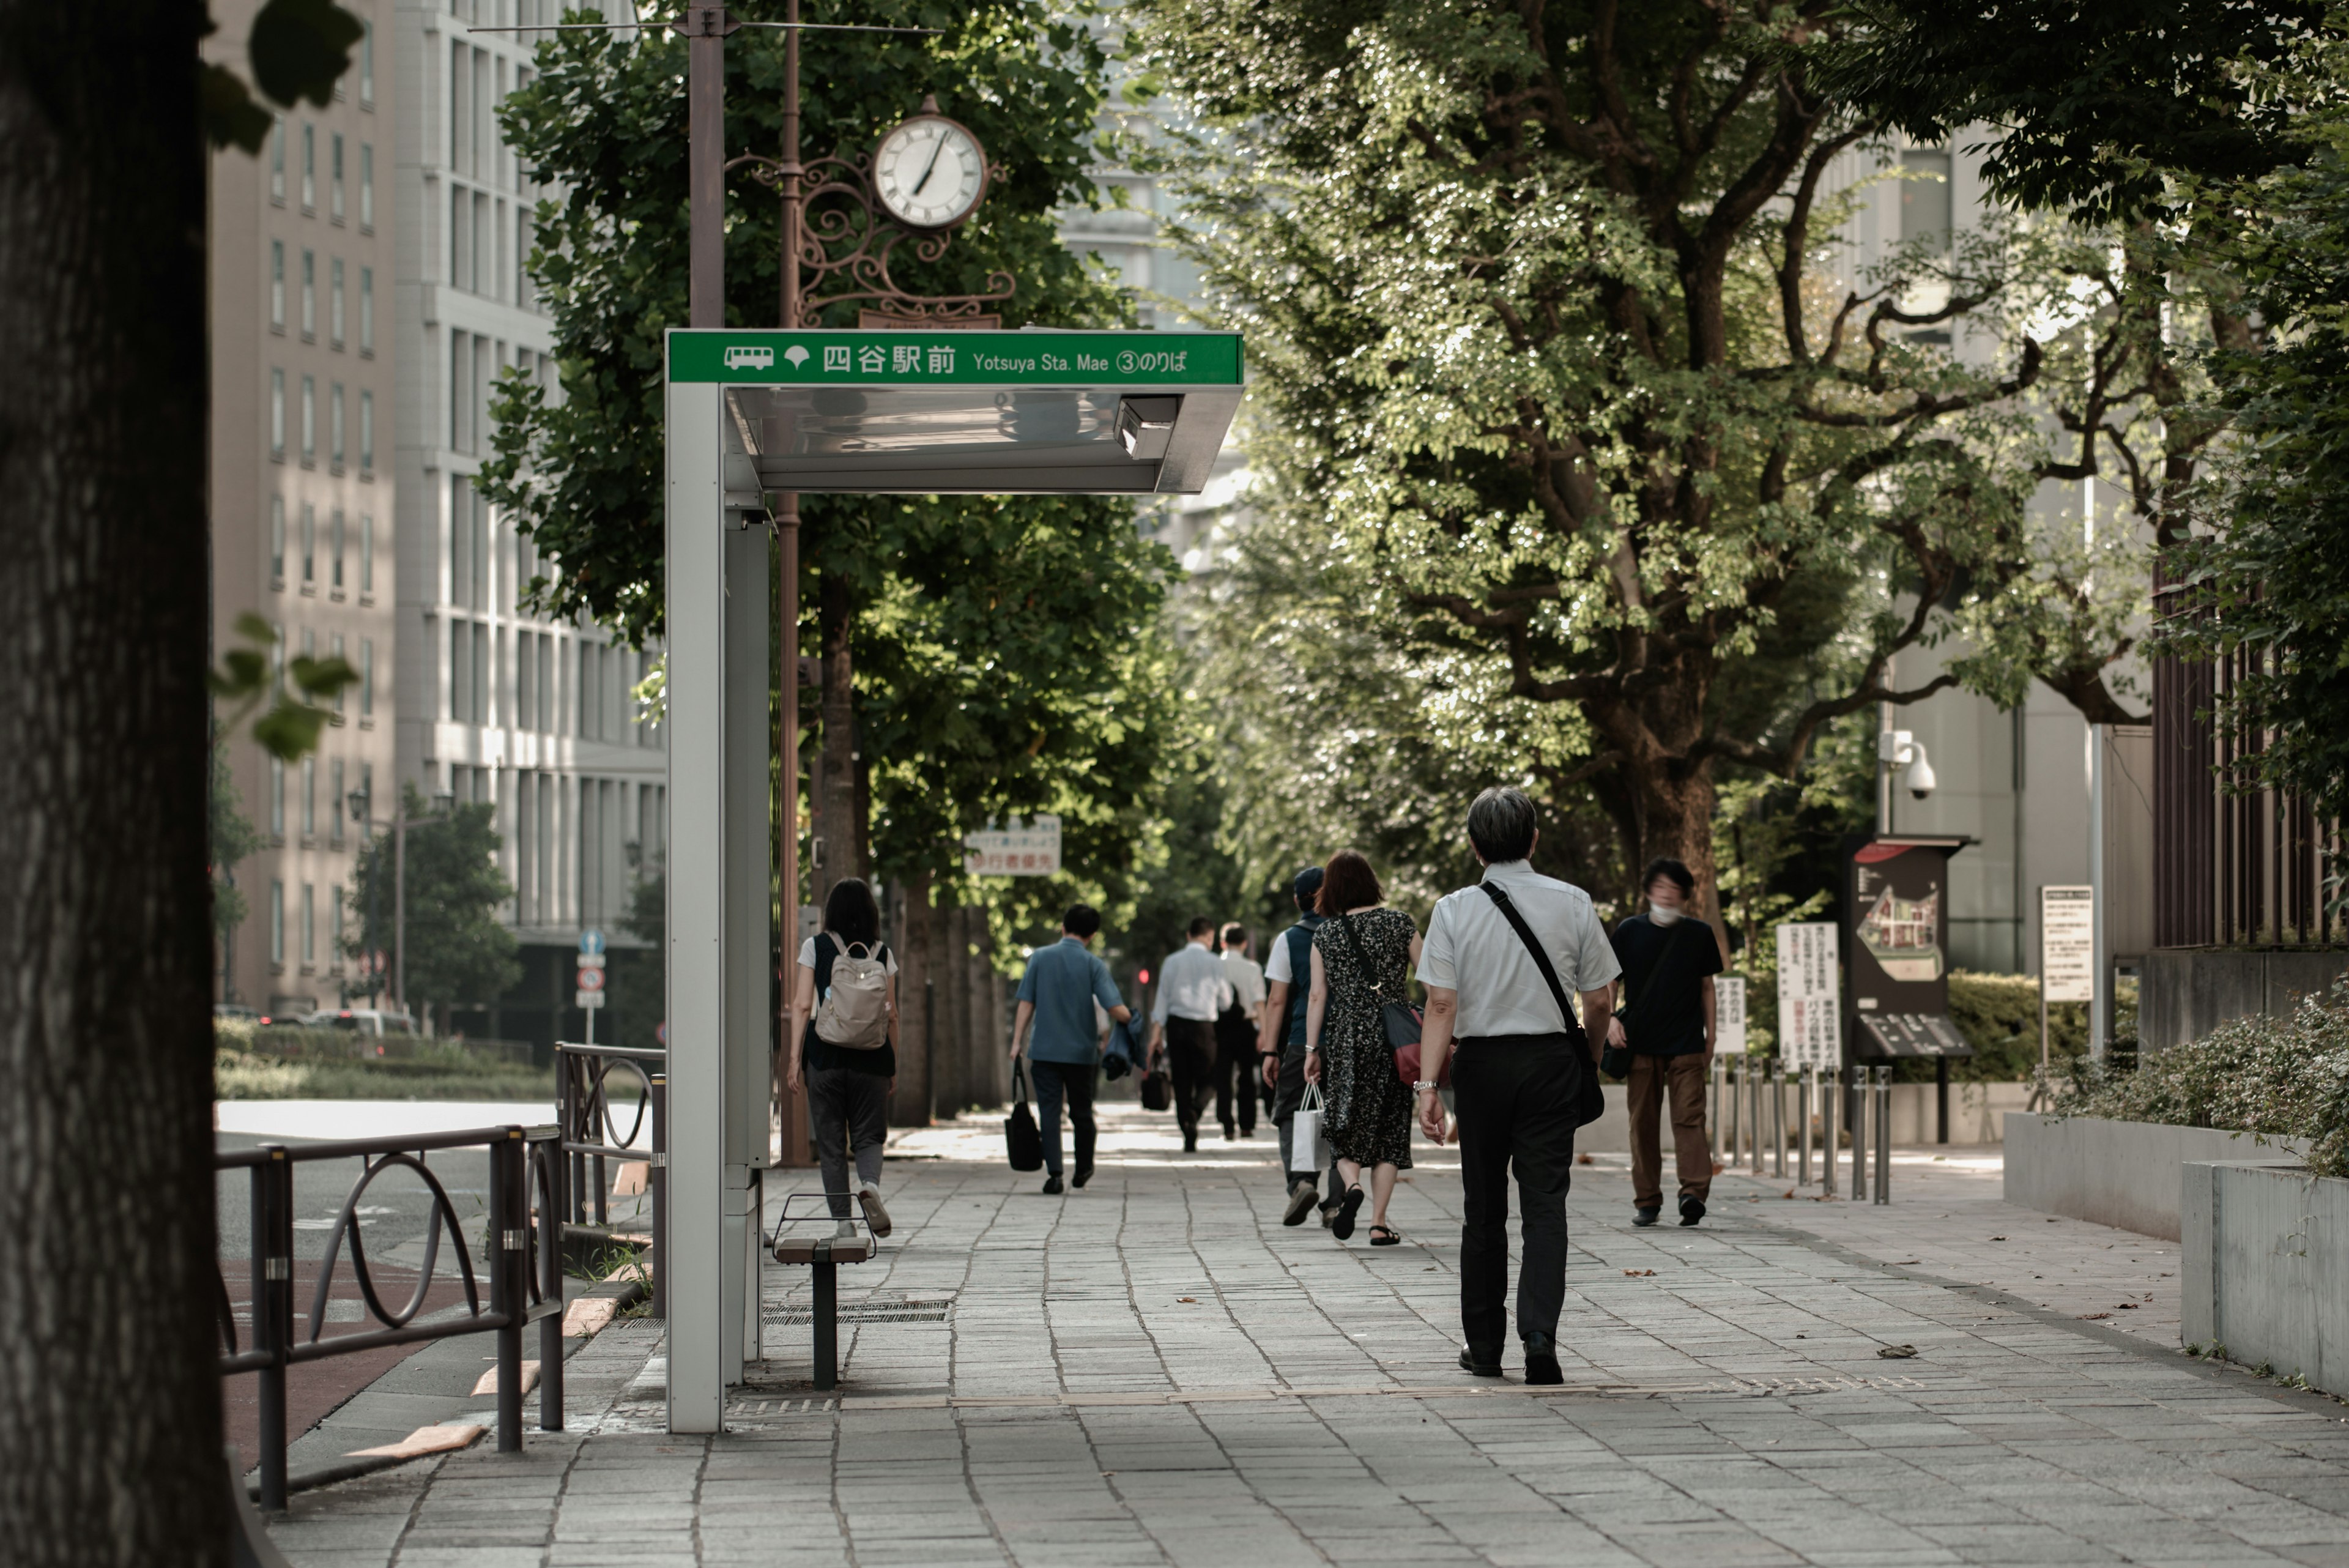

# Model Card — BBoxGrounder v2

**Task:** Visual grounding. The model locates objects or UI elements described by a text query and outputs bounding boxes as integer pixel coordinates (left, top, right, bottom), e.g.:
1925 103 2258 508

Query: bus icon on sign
723 345 775 370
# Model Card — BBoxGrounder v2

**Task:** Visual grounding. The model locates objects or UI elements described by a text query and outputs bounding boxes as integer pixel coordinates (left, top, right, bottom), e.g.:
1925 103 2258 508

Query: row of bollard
1709 1058 1894 1203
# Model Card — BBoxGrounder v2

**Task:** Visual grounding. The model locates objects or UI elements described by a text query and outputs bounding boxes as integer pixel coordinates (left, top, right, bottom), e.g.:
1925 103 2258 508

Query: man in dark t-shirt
1608 856 1725 1228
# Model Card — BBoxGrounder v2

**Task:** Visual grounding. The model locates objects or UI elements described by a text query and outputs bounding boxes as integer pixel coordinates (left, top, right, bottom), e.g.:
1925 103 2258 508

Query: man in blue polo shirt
1009 904 1133 1194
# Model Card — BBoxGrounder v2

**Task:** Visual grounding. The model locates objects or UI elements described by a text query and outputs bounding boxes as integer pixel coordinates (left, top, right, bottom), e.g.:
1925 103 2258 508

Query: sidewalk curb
248 1277 650 1503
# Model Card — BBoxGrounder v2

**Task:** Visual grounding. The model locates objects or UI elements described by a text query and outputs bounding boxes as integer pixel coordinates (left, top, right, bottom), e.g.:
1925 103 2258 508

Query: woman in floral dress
1305 849 1423 1245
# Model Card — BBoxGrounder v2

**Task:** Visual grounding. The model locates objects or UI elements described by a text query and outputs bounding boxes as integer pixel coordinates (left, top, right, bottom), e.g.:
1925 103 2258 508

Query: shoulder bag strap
1619 918 1691 1027
1334 911 1386 997
1479 883 1584 1039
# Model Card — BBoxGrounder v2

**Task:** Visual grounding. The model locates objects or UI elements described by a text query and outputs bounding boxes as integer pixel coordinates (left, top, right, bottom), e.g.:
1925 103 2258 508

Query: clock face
872 115 987 230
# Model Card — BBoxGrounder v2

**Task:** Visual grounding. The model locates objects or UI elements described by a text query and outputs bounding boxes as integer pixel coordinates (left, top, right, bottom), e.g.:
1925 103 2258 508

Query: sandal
1332 1185 1365 1241
1368 1225 1402 1247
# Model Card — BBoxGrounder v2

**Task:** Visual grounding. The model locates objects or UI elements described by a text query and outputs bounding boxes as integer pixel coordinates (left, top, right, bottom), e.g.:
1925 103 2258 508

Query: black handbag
1004 1061 1044 1171
1479 883 1606 1129
1334 912 1444 1087
1607 918 1693 1079
1139 1065 1171 1112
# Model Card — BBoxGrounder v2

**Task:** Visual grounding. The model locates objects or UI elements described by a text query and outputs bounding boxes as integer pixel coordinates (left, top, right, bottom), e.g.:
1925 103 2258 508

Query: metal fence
555 1041 664 1317
216 1124 566 1510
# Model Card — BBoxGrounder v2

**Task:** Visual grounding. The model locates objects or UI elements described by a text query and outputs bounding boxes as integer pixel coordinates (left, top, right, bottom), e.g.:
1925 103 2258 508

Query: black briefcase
1005 1062 1043 1171
1139 1066 1171 1112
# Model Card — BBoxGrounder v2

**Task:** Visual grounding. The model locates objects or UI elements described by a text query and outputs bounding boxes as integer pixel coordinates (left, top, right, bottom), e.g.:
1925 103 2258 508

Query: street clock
872 108 988 231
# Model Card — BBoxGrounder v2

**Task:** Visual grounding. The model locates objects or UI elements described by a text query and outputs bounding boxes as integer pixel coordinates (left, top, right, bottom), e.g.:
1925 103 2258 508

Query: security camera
1904 743 1937 800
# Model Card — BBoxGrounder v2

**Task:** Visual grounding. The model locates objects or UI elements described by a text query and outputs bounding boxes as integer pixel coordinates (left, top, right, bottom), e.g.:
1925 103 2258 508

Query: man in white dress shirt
1415 787 1622 1385
1213 923 1268 1140
1148 917 1233 1152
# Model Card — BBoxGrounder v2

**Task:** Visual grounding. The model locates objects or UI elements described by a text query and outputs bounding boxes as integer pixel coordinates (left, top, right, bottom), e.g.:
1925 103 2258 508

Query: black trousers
1451 1031 1585 1353
1163 1018 1215 1142
1029 1059 1096 1178
1212 1008 1258 1134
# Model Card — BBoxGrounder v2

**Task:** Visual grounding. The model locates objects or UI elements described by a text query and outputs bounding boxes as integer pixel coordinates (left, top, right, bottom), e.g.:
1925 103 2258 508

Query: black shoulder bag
1004 1061 1043 1172
1478 883 1606 1129
1335 912 1442 1087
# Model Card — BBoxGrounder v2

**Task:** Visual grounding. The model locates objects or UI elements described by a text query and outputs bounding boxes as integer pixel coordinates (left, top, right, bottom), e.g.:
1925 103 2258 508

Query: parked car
213 1004 261 1023
301 1008 421 1038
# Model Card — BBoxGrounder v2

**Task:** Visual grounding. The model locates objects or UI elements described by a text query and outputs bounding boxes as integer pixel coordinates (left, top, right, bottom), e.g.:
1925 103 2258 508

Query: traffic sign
576 966 606 993
579 929 606 956
576 989 605 1010
576 951 606 970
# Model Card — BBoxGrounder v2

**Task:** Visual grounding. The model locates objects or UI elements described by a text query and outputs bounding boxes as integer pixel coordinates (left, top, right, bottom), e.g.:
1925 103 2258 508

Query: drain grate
729 1395 837 1418
762 1301 951 1326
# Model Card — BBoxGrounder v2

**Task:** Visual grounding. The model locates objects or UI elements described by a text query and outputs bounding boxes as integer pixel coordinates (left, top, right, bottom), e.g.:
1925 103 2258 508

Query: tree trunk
0 4 227 1561
889 867 933 1127
814 571 861 907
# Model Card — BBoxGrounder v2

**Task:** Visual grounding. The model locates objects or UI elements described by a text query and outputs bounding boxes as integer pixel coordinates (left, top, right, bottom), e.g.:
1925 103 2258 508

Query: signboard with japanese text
1775 923 1841 1069
670 329 1244 387
2041 885 2095 1003
1715 975 1748 1056
964 816 1063 878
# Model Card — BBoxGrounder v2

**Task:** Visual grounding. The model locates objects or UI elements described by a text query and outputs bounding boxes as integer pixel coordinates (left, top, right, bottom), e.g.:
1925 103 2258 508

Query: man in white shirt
1213 923 1268 1140
1415 787 1622 1386
1148 917 1233 1151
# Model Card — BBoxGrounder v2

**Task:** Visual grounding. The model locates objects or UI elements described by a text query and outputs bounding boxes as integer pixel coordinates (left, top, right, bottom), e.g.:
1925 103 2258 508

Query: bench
768 1194 877 1390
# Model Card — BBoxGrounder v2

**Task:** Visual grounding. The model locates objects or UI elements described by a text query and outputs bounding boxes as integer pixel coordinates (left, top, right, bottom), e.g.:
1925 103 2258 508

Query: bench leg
813 1260 837 1391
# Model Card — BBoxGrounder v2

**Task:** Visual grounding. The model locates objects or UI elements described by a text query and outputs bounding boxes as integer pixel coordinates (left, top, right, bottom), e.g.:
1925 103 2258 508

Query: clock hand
911 132 948 198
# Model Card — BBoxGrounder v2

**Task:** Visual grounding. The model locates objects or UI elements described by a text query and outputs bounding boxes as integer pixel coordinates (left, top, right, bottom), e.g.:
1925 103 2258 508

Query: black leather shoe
1679 1195 1706 1227
1632 1206 1660 1228
1522 1332 1564 1385
1459 1345 1503 1378
1042 1174 1064 1195
1072 1165 1092 1189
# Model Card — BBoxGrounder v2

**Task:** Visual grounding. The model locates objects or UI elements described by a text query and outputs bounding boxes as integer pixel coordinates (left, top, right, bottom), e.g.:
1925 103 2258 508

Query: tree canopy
344 787 522 1024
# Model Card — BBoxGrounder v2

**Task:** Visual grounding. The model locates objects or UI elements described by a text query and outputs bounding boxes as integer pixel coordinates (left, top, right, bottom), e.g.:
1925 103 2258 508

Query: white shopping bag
1295 1083 1327 1173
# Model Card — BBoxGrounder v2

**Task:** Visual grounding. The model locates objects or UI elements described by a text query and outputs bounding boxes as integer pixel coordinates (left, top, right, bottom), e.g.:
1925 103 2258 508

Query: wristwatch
1412 1079 1438 1093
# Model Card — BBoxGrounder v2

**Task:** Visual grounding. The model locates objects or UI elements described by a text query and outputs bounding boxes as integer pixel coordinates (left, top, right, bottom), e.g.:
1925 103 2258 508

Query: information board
1715 975 1748 1055
1775 923 1841 1069
964 816 1063 877
2041 885 2095 1003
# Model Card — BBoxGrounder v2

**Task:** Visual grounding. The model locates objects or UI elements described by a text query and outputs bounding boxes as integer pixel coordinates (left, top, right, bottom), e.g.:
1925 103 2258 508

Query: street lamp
346 785 380 1007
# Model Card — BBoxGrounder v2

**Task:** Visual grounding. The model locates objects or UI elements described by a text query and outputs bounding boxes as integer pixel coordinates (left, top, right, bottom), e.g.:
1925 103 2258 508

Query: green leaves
202 0 366 152
207 612 358 764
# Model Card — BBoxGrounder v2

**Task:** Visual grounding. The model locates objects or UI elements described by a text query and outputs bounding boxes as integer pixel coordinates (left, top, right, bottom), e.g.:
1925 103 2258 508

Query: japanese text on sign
1715 976 1747 1055
1775 922 1841 1069
2041 885 2095 1003
963 816 1063 878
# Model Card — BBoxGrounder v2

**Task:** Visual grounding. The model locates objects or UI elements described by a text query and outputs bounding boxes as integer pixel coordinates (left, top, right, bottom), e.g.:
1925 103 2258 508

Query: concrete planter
2003 1112 2302 1241
2184 1161 2349 1392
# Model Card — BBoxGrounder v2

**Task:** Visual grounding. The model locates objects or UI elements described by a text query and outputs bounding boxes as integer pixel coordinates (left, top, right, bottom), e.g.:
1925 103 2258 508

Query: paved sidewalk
265 1108 2349 1567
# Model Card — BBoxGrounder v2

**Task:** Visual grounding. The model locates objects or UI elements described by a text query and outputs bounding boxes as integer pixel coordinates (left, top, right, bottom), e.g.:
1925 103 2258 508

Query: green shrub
2048 979 2349 1174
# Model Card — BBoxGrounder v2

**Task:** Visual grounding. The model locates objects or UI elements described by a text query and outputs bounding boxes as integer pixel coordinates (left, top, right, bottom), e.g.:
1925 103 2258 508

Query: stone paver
263 1107 2349 1567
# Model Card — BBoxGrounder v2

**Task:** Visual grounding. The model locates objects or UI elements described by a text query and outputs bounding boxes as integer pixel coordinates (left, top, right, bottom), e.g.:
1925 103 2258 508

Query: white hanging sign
963 816 1063 877
2041 885 2095 1003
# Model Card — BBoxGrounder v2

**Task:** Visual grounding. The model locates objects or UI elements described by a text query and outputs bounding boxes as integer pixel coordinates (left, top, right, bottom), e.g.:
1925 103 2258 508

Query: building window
360 143 373 229
269 759 286 840
302 121 316 209
270 241 285 330
330 508 345 591
517 205 532 308
330 760 347 843
358 266 373 355
360 21 374 105
300 249 314 338
1901 146 1955 255
475 622 489 724
360 515 374 595
270 369 285 457
300 375 315 463
330 258 344 347
270 115 286 202
302 756 316 838
330 885 345 970
270 496 286 582
360 638 375 718
450 330 470 450
301 882 315 966
451 40 470 176
330 132 345 221
359 391 373 475
450 619 470 722
269 880 285 967
329 382 344 470
538 633 553 732
300 503 315 585
272 622 286 696
450 185 471 292
330 634 346 712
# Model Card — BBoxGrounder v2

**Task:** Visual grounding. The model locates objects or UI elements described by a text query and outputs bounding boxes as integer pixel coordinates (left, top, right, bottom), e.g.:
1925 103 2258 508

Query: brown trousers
1626 1052 1712 1209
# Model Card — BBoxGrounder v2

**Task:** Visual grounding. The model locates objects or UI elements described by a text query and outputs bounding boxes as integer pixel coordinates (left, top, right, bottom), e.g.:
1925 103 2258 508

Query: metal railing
217 1124 566 1510
555 1041 665 1318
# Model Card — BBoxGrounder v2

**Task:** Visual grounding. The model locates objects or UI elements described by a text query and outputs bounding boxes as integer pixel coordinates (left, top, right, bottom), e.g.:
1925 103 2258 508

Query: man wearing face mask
1609 858 1726 1228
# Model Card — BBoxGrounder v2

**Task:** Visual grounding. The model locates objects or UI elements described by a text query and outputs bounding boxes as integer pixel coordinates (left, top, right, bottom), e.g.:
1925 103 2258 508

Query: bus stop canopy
667 328 1245 499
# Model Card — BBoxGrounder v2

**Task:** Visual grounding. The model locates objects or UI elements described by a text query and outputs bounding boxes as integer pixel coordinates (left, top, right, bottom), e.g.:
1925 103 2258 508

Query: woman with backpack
786 877 897 1239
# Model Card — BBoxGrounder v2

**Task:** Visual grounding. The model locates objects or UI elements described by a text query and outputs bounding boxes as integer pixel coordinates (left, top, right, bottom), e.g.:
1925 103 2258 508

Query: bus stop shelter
661 327 1244 1430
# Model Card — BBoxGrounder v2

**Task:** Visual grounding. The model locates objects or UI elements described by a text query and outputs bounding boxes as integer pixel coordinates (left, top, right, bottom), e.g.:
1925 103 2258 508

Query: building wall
209 0 401 1013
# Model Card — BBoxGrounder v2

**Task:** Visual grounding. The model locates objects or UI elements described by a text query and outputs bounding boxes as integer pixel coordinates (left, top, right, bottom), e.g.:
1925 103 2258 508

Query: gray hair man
1414 787 1620 1385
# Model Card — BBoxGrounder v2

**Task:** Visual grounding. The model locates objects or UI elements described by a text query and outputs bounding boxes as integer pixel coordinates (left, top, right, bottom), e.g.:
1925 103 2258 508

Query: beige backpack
814 937 891 1049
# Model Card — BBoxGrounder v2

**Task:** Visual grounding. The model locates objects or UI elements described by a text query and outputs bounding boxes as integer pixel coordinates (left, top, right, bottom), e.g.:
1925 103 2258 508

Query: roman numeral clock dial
872 112 989 231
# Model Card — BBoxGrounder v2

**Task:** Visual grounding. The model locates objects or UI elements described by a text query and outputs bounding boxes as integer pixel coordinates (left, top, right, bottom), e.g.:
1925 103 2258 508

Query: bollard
1874 1065 1893 1204
1710 1054 1727 1163
1797 1066 1812 1187
1724 1058 1740 1169
651 1072 668 1321
538 1139 567 1433
1771 1064 1786 1178
253 1148 293 1512
491 1131 526 1454
1824 1069 1842 1199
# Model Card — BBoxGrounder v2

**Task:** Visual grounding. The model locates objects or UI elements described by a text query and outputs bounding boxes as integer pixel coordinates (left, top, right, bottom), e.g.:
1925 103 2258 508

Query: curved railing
556 1041 665 1317
216 1124 566 1510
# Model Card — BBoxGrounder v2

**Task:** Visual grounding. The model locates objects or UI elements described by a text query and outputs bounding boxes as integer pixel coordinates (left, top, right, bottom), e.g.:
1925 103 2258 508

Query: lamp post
346 785 453 1025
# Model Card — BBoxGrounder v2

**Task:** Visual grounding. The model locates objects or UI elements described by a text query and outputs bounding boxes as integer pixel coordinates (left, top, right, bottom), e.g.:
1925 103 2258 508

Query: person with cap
1260 865 1335 1225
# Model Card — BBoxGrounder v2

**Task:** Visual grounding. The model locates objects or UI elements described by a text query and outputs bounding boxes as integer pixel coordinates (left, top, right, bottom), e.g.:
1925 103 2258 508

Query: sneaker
1042 1173 1064 1195
1282 1180 1319 1227
858 1184 892 1238
1679 1195 1706 1227
835 1219 861 1239
1632 1206 1661 1228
